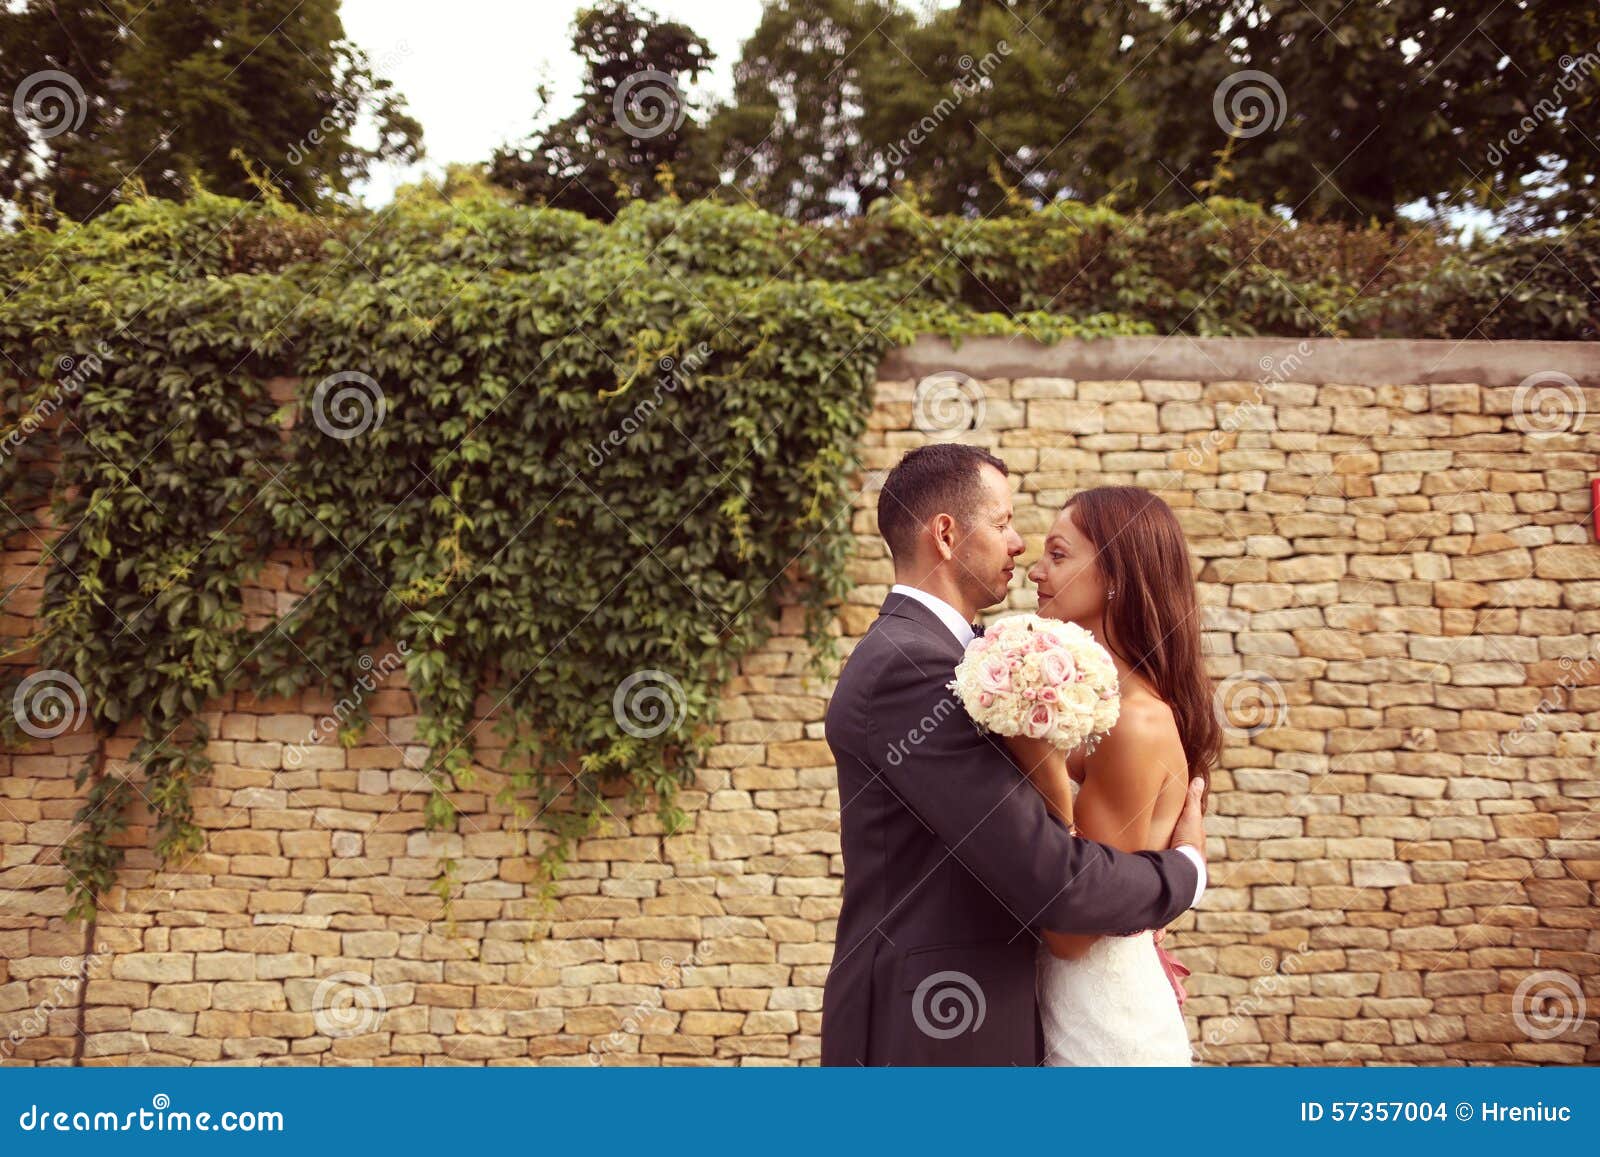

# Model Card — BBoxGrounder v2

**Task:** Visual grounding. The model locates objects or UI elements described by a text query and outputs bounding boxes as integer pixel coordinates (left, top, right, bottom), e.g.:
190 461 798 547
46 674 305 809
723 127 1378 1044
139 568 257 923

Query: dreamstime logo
912 371 985 435
613 69 685 139
613 669 686 739
1198 945 1312 1056
1186 345 1307 468
282 643 411 769
880 41 1012 167
53 344 109 387
589 947 705 1064
311 371 386 439
311 971 386 1038
1486 645 1598 766
287 40 411 166
1510 370 1585 439
1256 342 1314 388
12 669 88 739
1212 670 1287 738
886 692 959 767
1511 970 1587 1041
1203 954 1280 1050
585 341 713 468
1212 70 1287 138
1 342 112 463
3 941 107 1058
1486 44 1600 168
13 70 87 139
15 1092 283 1132
911 970 987 1039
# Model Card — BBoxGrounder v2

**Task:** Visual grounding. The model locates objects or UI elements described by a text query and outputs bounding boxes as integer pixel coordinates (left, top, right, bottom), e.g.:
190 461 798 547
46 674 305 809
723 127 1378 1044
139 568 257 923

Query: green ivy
1 181 1592 920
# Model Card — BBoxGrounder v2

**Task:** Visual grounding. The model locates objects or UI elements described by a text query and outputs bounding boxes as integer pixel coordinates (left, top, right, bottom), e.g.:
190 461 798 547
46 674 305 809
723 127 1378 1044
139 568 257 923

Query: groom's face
951 464 1025 609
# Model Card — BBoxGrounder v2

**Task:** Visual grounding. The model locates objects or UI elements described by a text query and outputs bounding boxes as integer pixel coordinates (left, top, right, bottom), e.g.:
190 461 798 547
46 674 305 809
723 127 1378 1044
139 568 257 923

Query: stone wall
3 337 1598 1066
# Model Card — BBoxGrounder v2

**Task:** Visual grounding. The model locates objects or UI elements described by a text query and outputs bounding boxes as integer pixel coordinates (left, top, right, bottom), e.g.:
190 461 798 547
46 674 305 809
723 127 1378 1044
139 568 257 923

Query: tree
893 0 1167 217
703 0 1164 220
488 1 717 219
1137 0 1600 229
476 0 1599 231
700 0 908 220
706 0 1600 229
0 0 422 222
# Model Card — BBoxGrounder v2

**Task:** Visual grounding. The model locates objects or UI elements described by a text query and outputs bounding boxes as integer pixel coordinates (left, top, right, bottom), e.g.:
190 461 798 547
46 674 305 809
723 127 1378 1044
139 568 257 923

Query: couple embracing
821 443 1222 1066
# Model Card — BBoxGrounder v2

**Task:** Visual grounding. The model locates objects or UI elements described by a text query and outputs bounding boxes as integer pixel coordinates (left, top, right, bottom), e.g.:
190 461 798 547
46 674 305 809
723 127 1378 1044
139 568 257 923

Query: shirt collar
889 583 975 646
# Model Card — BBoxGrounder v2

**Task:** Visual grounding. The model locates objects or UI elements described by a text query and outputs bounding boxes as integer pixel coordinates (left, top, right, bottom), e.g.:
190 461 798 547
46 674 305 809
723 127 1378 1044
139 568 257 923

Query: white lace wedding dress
1036 783 1194 1066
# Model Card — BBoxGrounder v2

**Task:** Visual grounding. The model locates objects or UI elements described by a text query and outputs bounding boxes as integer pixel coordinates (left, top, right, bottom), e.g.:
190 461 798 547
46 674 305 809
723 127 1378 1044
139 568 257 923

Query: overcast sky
338 0 772 205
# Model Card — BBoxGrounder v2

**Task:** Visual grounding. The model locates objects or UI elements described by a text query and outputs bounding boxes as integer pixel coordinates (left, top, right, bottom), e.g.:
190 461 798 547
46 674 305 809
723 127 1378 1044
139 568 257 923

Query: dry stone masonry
3 337 1598 1065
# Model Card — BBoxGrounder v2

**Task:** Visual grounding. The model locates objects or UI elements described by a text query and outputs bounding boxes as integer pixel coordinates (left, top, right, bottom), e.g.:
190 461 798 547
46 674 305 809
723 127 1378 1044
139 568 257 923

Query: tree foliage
488 0 719 219
1143 0 1600 229
489 0 1600 231
0 0 423 222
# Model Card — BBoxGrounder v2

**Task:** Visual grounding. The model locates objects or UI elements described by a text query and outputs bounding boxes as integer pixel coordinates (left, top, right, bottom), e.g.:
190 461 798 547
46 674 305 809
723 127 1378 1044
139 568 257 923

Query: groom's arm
866 648 1199 936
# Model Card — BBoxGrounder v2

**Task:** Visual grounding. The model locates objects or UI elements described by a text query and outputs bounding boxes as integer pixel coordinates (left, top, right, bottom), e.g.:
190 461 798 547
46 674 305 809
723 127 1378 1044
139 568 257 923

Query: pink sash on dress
1151 927 1191 1007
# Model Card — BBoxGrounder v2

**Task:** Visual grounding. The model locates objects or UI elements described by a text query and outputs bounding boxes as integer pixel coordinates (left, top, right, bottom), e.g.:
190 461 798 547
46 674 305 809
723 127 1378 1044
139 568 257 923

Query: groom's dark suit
820 591 1200 1066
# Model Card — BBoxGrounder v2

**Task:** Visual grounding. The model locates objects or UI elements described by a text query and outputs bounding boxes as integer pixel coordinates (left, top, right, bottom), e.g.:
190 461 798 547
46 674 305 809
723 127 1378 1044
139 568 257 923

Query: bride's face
1027 506 1107 623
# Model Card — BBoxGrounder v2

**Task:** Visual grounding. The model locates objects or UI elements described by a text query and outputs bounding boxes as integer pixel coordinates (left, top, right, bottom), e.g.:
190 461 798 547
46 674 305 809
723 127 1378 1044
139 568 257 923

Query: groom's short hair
878 443 1007 564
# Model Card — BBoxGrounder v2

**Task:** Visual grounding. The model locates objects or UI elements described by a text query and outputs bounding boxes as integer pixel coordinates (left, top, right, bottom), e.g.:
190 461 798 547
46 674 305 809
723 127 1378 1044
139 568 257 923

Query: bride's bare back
1068 680 1190 853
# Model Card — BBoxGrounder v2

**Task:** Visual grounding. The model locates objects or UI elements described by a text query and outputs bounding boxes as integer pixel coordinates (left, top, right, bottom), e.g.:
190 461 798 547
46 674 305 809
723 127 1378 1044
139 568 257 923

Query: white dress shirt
888 582 1207 910
890 582 977 646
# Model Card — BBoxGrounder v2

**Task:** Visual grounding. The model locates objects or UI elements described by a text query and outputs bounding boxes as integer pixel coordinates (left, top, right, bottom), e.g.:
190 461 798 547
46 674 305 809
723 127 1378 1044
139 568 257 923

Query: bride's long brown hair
1065 486 1223 805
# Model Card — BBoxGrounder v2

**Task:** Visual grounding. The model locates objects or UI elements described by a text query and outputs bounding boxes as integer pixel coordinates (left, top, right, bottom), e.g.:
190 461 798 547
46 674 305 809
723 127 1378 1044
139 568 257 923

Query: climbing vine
1 178 1594 920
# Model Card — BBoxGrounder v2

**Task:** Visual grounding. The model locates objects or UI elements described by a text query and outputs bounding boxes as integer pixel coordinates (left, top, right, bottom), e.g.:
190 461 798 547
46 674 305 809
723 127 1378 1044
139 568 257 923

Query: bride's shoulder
1114 687 1178 734
1089 694 1184 778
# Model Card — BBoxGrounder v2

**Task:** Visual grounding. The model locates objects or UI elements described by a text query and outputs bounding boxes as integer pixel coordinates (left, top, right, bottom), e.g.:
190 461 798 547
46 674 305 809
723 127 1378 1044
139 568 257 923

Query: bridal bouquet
948 614 1121 755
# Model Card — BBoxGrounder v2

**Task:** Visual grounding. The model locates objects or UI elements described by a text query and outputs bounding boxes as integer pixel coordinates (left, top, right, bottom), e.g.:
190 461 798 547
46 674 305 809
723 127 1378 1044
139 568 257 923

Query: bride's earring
1107 586 1116 600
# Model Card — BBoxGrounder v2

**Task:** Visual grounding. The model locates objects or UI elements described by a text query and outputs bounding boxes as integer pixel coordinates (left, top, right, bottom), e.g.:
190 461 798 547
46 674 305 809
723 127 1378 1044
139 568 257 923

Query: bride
1000 486 1222 1066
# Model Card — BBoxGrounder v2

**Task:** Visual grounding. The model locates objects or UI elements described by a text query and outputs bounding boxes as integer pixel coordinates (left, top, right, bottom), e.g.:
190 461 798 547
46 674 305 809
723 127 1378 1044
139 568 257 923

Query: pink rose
977 657 1011 694
1036 686 1059 704
968 634 994 654
1023 702 1057 739
1039 651 1075 684
977 692 994 709
1030 632 1053 653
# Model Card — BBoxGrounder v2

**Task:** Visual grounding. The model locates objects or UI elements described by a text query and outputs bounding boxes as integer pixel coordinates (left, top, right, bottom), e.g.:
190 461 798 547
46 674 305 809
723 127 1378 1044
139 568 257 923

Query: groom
820 443 1209 1066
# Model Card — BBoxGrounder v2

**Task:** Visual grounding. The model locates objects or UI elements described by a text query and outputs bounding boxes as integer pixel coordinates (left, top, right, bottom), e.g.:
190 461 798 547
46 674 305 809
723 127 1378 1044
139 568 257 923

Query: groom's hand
1168 777 1207 860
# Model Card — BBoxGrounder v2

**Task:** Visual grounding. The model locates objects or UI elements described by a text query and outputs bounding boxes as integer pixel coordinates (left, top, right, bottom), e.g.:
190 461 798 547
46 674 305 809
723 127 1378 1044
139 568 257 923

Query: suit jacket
819 591 1199 1065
